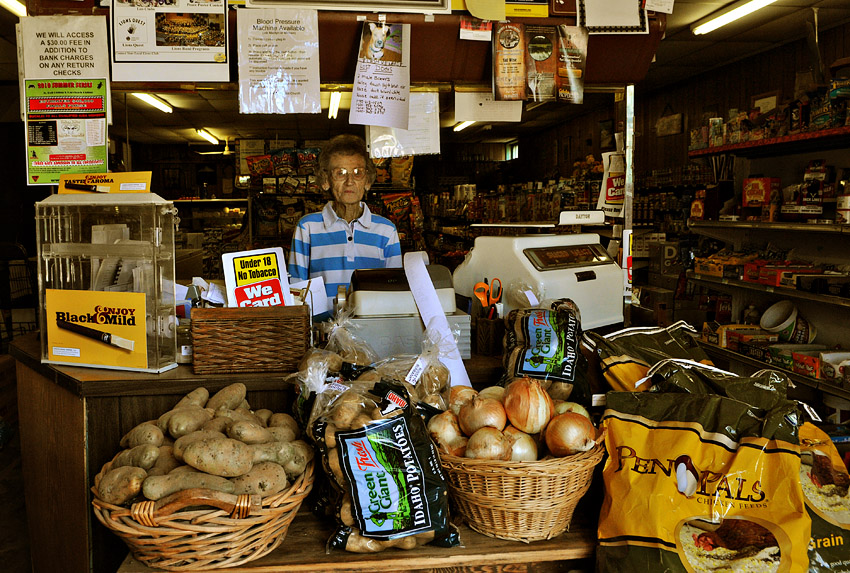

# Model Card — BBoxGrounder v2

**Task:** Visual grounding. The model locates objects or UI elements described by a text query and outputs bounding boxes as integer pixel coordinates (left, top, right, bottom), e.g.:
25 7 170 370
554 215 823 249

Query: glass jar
176 319 193 364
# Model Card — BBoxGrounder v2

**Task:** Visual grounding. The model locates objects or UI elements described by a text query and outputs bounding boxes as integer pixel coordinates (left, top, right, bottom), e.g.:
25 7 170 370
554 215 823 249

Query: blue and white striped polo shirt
288 201 402 306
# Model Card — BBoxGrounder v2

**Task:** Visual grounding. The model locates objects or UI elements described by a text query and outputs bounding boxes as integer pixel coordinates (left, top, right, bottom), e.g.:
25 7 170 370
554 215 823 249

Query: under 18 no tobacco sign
25 78 108 185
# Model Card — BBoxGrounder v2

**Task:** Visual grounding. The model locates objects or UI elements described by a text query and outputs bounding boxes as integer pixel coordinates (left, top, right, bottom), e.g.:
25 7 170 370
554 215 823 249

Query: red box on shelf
758 264 819 287
743 177 781 207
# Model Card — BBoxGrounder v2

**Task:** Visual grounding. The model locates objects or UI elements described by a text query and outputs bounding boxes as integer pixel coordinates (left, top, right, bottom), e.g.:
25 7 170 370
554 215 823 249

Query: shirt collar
322 201 373 229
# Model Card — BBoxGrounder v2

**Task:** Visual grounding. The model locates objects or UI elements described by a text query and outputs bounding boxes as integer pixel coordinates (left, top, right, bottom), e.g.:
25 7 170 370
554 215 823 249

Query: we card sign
223 247 294 307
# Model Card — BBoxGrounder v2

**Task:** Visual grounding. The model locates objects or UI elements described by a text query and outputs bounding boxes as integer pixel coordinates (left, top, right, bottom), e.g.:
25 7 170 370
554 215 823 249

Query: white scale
452 210 625 329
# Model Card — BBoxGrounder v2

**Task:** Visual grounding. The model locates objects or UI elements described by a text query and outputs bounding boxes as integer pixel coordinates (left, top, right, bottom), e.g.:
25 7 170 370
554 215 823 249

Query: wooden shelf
687 125 850 159
699 341 850 402
117 508 596 572
687 272 850 309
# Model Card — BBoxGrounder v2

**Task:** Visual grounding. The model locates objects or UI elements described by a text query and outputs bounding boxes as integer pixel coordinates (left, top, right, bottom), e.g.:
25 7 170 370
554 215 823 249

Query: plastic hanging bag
305 367 458 553
322 305 380 367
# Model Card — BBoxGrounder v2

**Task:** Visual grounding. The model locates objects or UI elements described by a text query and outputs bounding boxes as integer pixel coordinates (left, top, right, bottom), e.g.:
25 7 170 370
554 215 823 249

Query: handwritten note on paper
367 92 441 158
349 21 411 130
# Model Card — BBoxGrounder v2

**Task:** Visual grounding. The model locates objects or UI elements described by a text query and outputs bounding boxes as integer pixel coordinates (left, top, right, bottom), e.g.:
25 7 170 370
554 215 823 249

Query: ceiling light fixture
453 121 475 132
691 0 778 35
328 91 341 120
196 129 219 145
132 93 173 114
0 0 26 18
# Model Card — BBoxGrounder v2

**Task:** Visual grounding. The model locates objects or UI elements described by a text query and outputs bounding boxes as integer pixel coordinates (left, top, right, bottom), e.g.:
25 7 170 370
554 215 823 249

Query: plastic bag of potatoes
298 354 458 553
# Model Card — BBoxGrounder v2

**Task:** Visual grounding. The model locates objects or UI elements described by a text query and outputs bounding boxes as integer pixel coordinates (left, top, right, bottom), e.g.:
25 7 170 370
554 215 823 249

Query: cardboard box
649 241 682 276
725 329 780 352
767 344 828 371
743 177 781 207
738 341 773 363
701 323 757 348
758 264 819 287
648 271 679 291
634 285 674 311
792 351 821 378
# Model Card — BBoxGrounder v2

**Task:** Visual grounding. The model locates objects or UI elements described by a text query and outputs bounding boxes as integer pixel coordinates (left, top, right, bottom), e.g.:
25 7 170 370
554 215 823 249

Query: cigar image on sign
56 318 135 351
64 182 110 193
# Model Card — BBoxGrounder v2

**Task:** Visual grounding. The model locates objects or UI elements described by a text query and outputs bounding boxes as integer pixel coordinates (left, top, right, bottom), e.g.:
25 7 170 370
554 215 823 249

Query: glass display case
35 193 178 372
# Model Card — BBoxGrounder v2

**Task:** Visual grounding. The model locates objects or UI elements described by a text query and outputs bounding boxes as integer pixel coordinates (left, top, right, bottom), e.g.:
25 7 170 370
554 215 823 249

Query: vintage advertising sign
25 78 108 186
45 289 148 370
58 171 153 194
111 0 228 82
222 247 294 308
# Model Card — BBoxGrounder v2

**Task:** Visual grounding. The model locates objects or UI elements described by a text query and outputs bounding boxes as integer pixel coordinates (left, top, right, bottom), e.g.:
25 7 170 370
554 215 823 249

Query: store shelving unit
688 125 850 159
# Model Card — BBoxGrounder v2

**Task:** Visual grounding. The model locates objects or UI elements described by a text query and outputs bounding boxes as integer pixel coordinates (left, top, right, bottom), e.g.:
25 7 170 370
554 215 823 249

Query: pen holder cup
476 317 505 356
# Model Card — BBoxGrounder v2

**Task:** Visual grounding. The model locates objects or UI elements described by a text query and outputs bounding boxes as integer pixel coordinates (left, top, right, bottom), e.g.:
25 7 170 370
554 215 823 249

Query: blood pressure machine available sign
25 78 108 185
223 247 293 307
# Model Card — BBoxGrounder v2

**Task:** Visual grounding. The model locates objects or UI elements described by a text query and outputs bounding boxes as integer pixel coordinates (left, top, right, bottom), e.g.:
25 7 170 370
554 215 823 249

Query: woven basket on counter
91 460 314 571
191 305 310 374
439 442 605 543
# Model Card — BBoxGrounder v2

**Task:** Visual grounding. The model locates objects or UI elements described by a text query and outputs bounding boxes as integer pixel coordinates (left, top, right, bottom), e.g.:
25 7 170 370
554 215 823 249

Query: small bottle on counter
176 319 193 364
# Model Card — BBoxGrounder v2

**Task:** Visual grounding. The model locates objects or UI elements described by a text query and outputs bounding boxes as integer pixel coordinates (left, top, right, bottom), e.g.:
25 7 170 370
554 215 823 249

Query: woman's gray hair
317 134 377 188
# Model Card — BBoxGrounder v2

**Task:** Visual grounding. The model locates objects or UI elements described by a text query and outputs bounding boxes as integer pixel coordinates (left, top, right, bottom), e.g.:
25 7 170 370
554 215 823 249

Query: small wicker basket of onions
427 377 605 542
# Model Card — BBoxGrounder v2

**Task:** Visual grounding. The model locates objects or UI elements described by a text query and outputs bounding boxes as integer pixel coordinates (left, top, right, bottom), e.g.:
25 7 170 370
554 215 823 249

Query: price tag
405 356 428 385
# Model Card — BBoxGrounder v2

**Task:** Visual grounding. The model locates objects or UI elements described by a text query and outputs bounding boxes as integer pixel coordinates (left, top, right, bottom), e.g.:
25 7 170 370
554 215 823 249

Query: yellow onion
545 412 596 457
504 378 554 434
458 397 507 436
553 400 591 420
465 427 512 460
503 425 538 461
427 410 468 457
449 386 478 416
478 385 506 403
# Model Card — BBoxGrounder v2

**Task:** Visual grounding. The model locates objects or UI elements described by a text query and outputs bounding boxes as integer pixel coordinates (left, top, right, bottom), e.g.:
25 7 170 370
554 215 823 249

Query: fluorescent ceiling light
132 93 173 114
453 121 475 132
196 129 219 145
0 0 26 18
328 91 341 120
692 0 778 35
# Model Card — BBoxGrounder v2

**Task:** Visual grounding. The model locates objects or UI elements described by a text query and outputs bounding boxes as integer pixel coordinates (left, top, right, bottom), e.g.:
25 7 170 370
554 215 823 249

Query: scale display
523 243 612 272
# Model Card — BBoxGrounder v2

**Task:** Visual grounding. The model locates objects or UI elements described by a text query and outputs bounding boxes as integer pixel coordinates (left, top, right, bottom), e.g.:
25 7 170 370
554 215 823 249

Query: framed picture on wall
751 91 781 115
599 119 614 150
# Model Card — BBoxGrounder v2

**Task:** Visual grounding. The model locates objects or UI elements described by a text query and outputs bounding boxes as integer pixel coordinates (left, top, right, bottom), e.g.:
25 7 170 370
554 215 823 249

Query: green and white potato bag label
514 308 580 382
337 415 432 539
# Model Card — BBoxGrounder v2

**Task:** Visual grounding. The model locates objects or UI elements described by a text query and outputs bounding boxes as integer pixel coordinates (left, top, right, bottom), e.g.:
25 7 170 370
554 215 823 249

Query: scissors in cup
473 277 503 314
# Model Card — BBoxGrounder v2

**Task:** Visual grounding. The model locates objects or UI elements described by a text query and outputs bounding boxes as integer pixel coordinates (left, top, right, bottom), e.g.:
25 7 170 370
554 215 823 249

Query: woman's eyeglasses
330 167 367 181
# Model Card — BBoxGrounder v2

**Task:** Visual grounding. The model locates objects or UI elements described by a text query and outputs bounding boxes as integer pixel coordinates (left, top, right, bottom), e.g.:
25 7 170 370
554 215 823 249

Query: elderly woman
288 134 402 308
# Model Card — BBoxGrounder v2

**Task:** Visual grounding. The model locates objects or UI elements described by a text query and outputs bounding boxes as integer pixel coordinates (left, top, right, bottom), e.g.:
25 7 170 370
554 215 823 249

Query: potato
340 494 355 526
268 413 300 438
355 370 381 384
267 426 297 443
120 422 164 449
112 444 160 471
298 348 343 372
227 421 273 444
390 536 417 550
324 423 338 449
215 407 263 427
183 437 254 477
142 472 235 500
173 430 226 462
157 406 213 438
147 446 182 477
230 462 288 496
345 528 385 553
251 441 296 466
330 393 365 429
351 413 373 430
283 440 314 480
174 387 209 409
547 381 574 401
97 466 147 505
168 465 198 474
206 383 247 412
414 530 435 545
201 417 231 434
254 409 273 426
326 447 344 486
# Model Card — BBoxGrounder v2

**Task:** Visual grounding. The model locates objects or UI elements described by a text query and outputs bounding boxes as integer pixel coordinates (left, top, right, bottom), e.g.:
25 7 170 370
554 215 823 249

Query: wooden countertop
9 332 506 398
117 510 596 572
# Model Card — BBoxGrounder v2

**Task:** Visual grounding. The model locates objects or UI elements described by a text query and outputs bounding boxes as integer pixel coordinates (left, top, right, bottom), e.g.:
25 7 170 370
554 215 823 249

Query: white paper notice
367 92 440 158
645 0 674 15
237 9 320 115
111 0 229 82
350 21 411 130
454 91 523 122
19 16 112 123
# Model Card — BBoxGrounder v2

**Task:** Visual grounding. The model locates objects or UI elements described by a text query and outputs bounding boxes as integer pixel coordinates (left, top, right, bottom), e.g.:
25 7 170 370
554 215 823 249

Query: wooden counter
117 511 596 572
11 333 598 573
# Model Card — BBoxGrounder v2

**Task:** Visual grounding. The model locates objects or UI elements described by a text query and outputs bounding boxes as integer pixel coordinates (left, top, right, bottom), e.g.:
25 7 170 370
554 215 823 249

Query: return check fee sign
232 253 285 307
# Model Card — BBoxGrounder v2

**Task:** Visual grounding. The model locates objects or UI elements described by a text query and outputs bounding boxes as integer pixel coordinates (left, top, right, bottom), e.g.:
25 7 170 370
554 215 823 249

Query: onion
465 427 512 460
504 378 554 434
427 410 468 456
545 412 596 457
449 386 478 416
547 381 574 401
478 385 506 403
553 400 591 420
503 425 538 461
458 397 507 436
